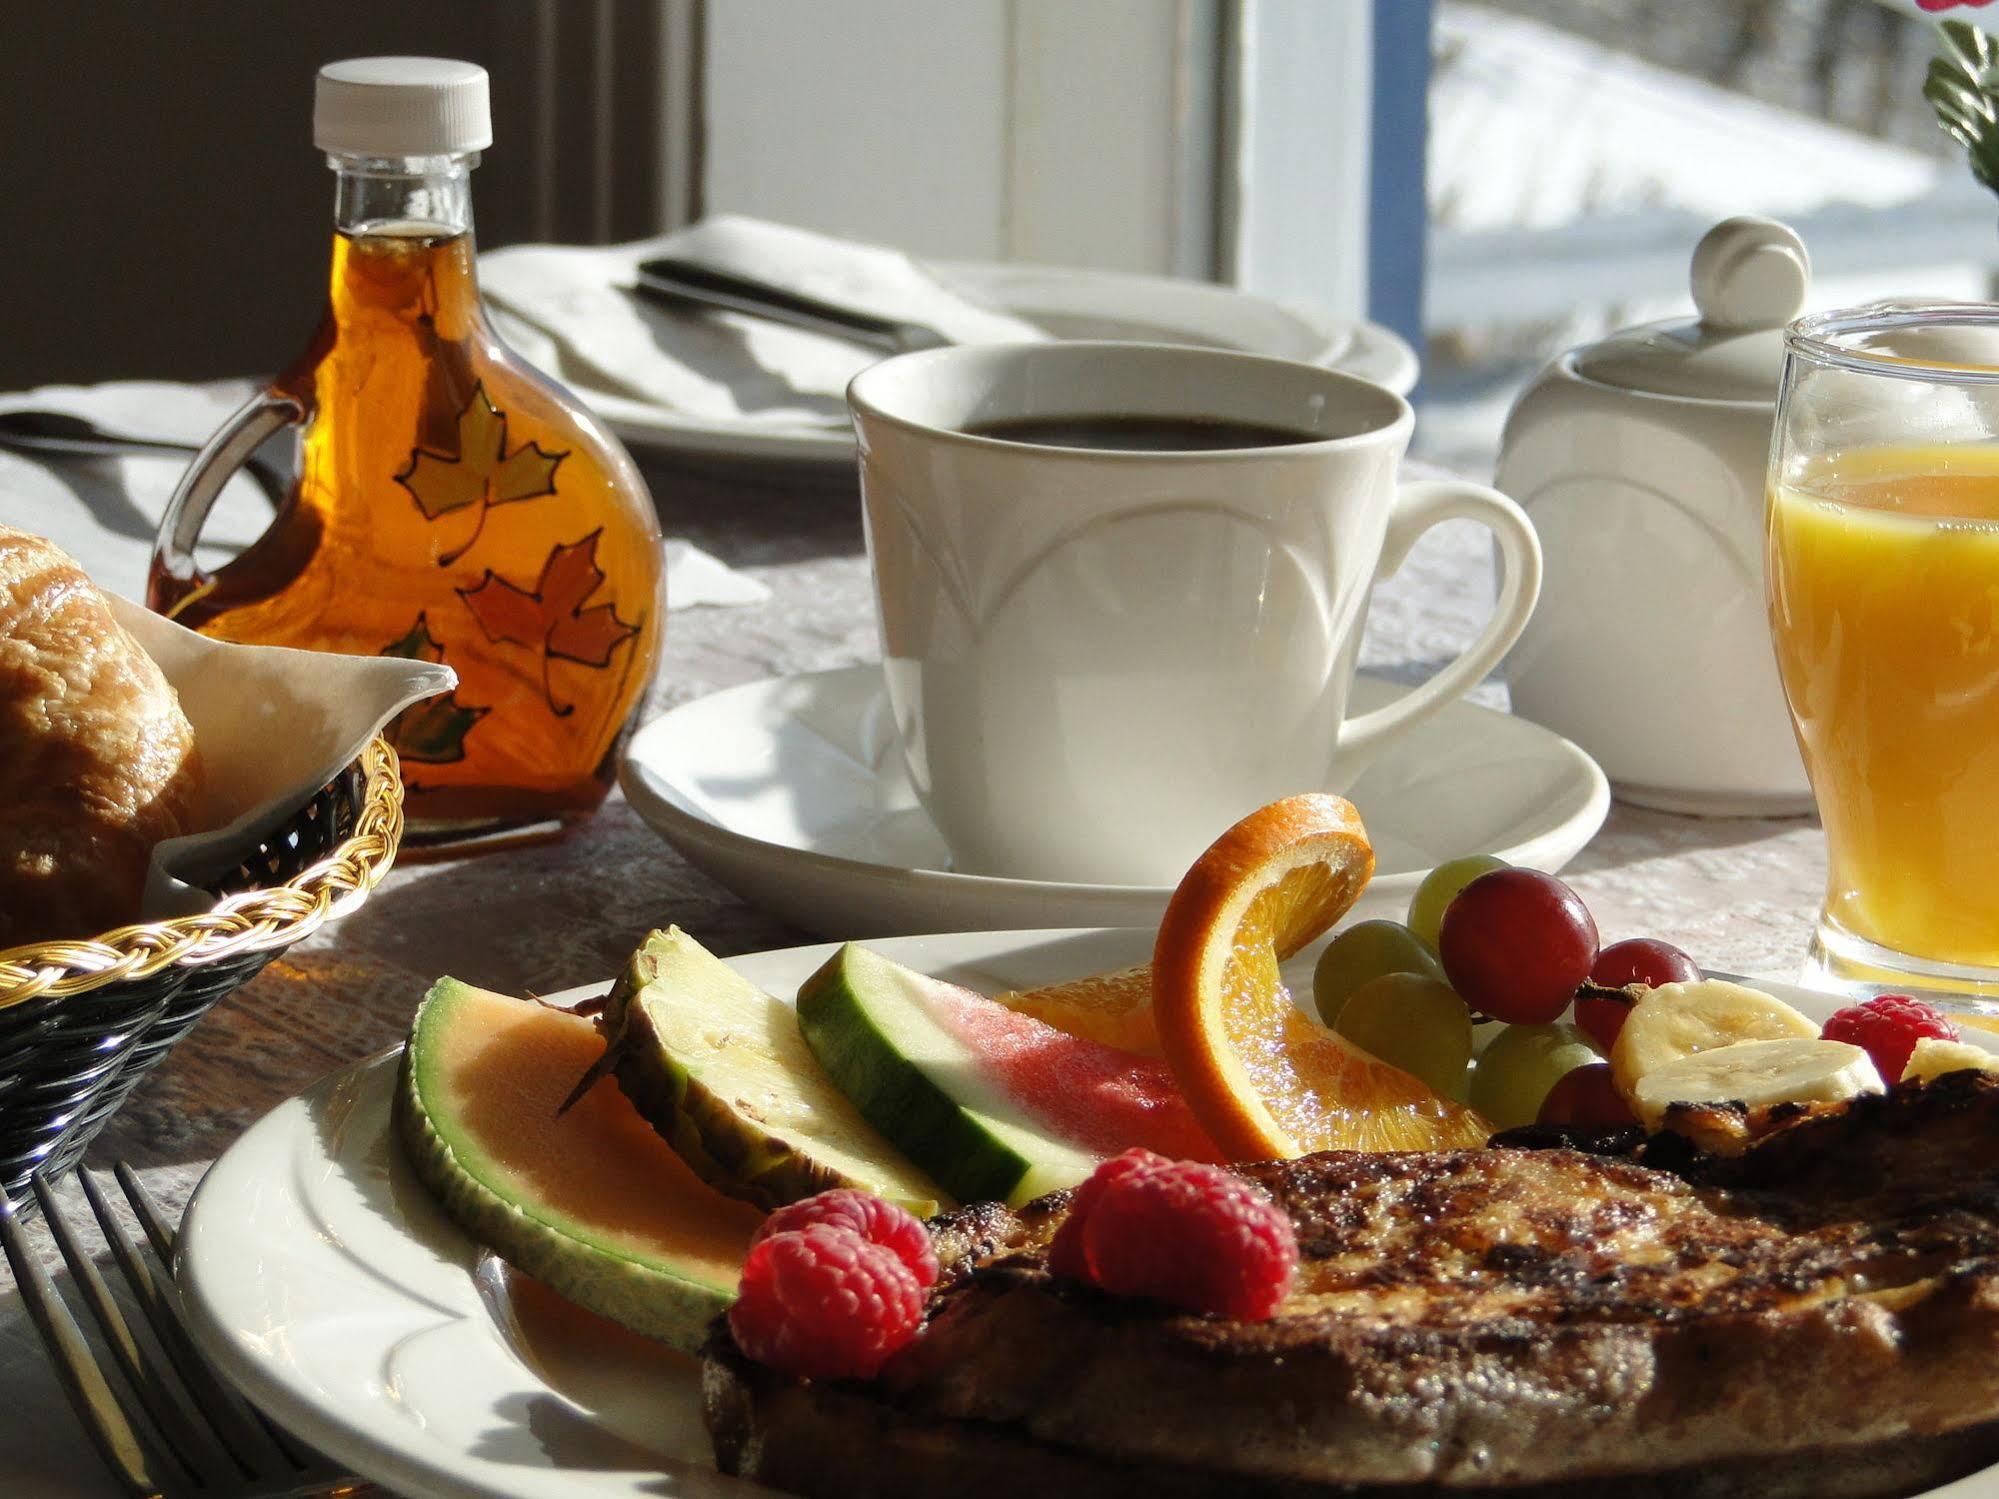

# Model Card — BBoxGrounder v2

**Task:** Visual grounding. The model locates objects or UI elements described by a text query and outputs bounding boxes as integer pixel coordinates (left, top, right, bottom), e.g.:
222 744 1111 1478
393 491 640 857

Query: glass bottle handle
150 388 303 595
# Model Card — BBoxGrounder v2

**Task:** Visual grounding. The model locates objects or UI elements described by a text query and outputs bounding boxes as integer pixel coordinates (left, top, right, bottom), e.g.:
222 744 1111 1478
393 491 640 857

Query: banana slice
1630 1037 1882 1128
1902 1037 1999 1084
1609 979 1819 1099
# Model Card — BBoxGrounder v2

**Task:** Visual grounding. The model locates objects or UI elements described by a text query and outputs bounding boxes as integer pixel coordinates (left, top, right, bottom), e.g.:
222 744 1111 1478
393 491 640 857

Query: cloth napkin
481 214 1048 431
0 379 769 607
115 598 451 914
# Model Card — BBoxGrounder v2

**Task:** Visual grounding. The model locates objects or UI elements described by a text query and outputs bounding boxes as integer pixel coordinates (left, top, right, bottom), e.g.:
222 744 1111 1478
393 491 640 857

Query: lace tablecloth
0 427 1826 1496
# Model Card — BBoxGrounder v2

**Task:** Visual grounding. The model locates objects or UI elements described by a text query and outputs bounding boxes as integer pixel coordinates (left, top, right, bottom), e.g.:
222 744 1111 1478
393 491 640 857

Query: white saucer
519 260 1418 466
620 667 1610 937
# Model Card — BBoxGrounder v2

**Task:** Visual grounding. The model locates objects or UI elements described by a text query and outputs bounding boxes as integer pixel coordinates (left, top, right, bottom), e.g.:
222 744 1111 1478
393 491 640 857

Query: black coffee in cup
964 414 1317 452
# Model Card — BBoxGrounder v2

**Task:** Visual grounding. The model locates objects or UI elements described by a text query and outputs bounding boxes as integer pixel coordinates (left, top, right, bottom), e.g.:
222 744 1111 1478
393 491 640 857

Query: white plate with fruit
175 799 1999 1499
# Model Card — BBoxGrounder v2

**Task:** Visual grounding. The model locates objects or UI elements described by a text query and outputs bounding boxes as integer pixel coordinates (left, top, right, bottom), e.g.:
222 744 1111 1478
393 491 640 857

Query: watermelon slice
395 977 763 1353
796 944 1220 1207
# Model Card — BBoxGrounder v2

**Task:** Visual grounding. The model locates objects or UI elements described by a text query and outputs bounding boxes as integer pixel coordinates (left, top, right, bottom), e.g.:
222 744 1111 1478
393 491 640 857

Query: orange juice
1767 445 1999 967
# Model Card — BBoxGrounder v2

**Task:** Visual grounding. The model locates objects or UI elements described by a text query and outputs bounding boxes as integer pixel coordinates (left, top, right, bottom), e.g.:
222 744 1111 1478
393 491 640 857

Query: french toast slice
706 1073 1999 1497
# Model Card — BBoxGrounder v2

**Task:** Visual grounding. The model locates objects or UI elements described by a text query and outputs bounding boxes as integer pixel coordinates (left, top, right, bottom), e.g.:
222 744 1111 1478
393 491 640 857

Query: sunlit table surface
0 381 1827 1497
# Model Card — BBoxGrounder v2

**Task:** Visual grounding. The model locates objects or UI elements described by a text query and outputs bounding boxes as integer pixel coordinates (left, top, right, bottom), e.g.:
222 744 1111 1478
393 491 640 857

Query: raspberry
1047 1148 1171 1281
726 1224 926 1380
752 1189 938 1287
1081 1158 1299 1321
1822 994 1959 1084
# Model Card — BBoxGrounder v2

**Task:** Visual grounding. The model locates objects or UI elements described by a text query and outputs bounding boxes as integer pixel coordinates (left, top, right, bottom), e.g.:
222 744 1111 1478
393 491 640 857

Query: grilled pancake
706 1073 1999 1496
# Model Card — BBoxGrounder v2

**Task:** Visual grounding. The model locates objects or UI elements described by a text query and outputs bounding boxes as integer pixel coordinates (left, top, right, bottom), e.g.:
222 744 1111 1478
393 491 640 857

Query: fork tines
0 1164 361 1498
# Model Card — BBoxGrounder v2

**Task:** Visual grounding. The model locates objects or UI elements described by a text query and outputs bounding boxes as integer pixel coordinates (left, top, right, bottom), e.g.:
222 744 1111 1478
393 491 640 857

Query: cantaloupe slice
395 977 762 1354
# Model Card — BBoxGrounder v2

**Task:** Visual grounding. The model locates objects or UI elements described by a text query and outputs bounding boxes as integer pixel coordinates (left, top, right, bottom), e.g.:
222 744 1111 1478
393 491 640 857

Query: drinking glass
1768 300 1999 1005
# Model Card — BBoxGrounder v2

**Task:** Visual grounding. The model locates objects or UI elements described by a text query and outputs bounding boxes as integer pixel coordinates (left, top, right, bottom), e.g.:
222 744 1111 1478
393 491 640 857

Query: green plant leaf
1927 19 1999 196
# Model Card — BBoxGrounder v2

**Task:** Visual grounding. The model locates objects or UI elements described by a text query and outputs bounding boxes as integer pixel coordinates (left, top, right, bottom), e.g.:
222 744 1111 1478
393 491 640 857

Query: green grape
1407 854 1509 952
1311 920 1448 1026
1333 973 1475 1096
1444 1058 1476 1103
1468 1021 1599 1130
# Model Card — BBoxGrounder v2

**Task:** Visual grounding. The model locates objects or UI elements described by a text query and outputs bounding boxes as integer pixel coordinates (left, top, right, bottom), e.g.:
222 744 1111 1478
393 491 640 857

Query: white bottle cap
314 57 492 157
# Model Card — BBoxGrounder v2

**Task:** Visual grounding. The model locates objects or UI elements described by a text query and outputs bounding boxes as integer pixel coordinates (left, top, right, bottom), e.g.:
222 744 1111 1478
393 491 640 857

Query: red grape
1437 868 1598 1025
1536 1062 1637 1128
1574 993 1629 1053
1578 938 1701 1051
1591 938 1700 990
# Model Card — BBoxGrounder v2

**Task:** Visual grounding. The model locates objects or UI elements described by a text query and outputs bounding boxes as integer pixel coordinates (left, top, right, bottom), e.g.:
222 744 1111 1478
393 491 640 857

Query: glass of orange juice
1768 301 1999 1004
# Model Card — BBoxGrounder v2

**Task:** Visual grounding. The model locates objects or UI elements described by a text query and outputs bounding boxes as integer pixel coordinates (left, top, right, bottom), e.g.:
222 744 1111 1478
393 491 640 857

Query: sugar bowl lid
1572 216 1811 404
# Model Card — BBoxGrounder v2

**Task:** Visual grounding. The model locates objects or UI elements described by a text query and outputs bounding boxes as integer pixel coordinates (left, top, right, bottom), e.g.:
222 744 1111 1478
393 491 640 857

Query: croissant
0 526 203 947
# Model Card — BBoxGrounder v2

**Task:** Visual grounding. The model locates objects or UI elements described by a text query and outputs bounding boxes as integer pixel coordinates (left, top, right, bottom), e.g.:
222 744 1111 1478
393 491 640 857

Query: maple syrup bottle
150 58 664 846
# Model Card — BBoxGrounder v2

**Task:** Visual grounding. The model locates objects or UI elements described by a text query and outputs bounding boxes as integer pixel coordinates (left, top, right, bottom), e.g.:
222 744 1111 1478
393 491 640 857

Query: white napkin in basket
110 598 454 918
481 214 1048 431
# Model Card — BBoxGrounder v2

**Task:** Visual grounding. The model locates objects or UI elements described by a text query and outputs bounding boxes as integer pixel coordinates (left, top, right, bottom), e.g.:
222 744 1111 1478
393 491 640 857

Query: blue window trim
1369 0 1433 356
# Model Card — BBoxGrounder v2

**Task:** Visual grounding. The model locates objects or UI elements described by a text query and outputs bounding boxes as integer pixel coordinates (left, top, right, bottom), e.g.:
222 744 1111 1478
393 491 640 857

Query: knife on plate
631 255 952 355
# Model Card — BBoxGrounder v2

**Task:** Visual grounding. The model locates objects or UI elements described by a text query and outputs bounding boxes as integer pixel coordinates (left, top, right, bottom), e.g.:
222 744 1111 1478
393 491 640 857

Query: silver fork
0 1164 378 1498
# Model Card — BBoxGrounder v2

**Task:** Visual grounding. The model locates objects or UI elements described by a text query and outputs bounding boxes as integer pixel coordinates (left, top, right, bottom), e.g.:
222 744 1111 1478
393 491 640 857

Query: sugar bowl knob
1691 215 1811 333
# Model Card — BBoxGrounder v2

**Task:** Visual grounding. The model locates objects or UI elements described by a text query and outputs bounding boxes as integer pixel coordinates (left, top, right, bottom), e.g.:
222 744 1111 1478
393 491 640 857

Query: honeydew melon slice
395 977 762 1354
599 928 948 1216
796 943 1219 1208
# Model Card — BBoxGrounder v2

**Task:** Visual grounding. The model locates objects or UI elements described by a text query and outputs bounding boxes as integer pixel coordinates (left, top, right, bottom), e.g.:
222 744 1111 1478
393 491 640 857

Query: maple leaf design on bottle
456 531 642 716
380 612 489 764
397 382 567 565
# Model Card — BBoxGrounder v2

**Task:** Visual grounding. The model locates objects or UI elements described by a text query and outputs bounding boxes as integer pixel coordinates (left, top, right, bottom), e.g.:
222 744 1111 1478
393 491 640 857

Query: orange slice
1000 893 1361 1057
1152 794 1493 1156
998 965 1160 1055
999 864 1343 1057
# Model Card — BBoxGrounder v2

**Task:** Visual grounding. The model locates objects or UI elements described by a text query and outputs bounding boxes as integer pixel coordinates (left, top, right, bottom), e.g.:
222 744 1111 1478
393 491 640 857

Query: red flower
1921 0 1997 11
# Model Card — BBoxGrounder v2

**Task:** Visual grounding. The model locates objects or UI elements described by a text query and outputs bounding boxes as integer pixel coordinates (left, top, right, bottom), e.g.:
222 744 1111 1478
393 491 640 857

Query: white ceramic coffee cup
849 341 1542 886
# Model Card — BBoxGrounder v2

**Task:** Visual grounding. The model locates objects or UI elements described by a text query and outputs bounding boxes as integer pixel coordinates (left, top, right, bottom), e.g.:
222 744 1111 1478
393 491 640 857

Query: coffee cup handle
1335 478 1543 768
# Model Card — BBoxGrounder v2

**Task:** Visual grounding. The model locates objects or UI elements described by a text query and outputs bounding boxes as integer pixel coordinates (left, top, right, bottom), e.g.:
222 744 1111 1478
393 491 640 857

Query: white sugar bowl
1497 215 1812 816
